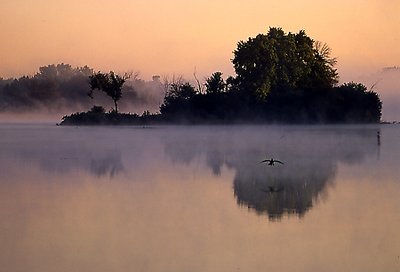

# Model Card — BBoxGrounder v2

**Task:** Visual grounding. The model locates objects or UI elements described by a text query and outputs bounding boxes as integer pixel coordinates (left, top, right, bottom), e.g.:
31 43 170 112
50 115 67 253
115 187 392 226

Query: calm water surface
0 124 399 272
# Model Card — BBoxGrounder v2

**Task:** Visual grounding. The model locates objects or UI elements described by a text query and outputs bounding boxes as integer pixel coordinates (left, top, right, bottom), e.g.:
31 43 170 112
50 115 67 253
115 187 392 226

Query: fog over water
0 64 165 122
0 64 399 122
0 124 399 271
162 126 380 218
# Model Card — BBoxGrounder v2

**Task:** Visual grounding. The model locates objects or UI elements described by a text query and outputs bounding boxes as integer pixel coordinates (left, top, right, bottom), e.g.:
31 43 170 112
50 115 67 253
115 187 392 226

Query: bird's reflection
260 186 284 193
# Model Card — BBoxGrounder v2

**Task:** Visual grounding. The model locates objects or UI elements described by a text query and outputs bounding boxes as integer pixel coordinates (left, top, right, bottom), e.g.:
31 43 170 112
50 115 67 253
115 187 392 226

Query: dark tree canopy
333 82 382 123
156 27 381 124
232 27 338 100
160 82 197 119
88 71 130 113
205 72 226 94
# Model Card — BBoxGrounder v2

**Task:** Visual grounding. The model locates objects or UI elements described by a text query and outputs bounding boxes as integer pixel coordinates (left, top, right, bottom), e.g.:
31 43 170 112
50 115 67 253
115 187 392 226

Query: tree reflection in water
0 125 380 219
89 152 124 178
2 142 124 178
163 126 379 220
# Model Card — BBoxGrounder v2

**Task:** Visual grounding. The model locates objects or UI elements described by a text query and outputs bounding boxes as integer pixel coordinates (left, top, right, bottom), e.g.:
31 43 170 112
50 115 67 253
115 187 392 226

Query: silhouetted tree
232 27 338 100
333 82 382 123
160 81 197 120
88 71 130 113
205 72 226 94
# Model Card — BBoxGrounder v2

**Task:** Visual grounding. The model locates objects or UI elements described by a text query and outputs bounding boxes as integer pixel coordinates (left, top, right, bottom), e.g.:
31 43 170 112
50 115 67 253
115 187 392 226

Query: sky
1 0 399 119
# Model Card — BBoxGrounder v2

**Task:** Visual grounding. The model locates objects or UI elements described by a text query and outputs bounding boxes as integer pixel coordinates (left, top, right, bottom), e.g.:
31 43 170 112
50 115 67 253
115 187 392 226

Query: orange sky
1 0 399 81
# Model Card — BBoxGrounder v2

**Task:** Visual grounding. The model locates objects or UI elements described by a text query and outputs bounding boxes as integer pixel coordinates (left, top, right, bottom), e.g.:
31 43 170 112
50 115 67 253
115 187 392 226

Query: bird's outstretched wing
260 159 270 163
275 160 284 164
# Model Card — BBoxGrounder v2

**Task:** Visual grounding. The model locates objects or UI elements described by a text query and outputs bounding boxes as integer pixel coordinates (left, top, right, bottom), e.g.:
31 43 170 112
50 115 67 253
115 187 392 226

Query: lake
0 124 399 272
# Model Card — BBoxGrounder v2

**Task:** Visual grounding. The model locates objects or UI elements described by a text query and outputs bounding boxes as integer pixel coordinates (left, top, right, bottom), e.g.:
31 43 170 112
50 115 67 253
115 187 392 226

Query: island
60 27 382 125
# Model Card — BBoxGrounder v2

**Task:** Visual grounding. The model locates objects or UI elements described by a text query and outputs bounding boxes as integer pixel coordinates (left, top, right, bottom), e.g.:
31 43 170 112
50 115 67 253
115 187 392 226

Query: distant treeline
0 63 164 114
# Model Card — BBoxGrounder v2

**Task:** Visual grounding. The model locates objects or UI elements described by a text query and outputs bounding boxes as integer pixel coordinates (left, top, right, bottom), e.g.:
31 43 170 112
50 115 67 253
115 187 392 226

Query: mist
1 63 397 123
355 67 400 122
0 64 165 121
0 124 381 219
2 124 399 272
162 125 380 219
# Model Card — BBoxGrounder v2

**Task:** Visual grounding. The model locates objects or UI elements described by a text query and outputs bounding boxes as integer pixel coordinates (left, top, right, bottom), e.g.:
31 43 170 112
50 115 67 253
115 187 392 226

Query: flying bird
260 186 284 193
260 158 284 166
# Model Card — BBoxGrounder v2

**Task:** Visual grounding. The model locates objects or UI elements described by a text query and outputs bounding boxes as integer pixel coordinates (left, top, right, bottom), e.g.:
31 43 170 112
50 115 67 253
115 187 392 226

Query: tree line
0 27 382 124
0 64 163 114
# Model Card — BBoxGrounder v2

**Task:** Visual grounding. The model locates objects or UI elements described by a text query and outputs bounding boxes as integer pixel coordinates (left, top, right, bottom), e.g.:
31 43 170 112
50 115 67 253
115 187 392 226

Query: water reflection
163 126 379 219
89 152 124 177
18 146 124 178
1 124 398 272
0 125 380 219
0 126 125 178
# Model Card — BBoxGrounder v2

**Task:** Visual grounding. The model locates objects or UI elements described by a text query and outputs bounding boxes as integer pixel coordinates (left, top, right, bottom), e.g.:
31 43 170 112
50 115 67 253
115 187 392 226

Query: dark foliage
158 81 382 124
159 27 382 124
88 71 130 113
60 106 163 126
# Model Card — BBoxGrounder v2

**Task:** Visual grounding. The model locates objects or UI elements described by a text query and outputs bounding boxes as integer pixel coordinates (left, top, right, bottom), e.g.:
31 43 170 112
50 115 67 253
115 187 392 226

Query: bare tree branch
193 67 204 94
